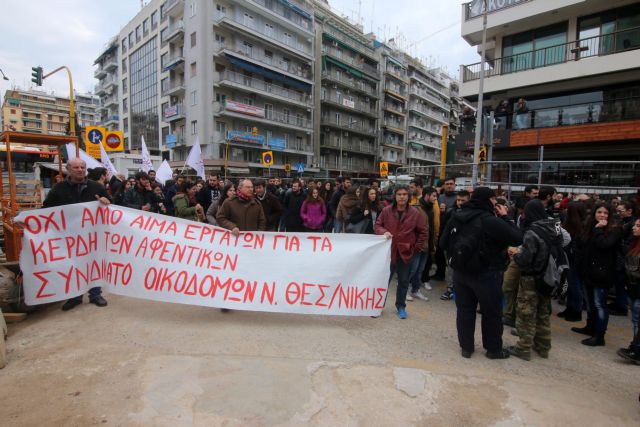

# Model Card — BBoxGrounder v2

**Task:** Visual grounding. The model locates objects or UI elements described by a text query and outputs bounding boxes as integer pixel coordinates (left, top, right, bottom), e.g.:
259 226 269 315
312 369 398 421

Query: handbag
345 217 370 234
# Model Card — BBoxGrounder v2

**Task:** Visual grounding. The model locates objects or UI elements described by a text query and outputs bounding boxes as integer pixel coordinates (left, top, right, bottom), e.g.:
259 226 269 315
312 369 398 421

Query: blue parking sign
296 163 305 173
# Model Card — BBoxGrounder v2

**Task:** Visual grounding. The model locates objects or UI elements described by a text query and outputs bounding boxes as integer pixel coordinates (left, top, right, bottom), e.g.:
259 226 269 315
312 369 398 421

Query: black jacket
43 178 110 208
581 226 623 287
440 204 523 271
256 192 283 231
329 187 345 217
196 184 221 213
283 191 305 229
123 186 155 210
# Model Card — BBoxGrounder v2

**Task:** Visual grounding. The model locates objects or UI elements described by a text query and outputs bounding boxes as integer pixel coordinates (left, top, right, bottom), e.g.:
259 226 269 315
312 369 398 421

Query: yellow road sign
103 130 124 152
284 163 291 173
379 161 389 177
85 126 106 159
262 151 274 166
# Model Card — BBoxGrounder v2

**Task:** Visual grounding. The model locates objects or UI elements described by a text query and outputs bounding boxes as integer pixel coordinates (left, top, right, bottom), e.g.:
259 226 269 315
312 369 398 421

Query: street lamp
339 119 358 175
0 68 9 81
471 0 488 187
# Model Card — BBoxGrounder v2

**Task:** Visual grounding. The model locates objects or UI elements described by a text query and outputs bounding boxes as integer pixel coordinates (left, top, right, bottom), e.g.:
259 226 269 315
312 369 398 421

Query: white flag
140 135 154 173
66 144 102 170
99 143 119 179
185 137 205 179
155 160 173 185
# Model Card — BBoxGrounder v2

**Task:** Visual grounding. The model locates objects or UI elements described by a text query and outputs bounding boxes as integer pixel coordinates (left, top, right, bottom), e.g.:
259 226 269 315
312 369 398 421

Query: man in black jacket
283 179 305 232
196 174 222 213
440 187 523 360
43 158 111 310
123 171 155 211
254 179 282 231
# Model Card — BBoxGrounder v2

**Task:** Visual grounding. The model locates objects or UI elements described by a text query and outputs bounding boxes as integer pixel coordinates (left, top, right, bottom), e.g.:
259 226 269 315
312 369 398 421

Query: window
502 23 568 73
128 32 134 48
136 25 141 42
10 109 15 114
189 2 197 17
151 11 158 29
122 59 127 73
190 32 196 47
122 77 128 94
265 23 274 37
191 120 198 135
264 50 273 64
216 4 226 13
296 113 304 127
123 98 128 113
283 32 293 46
242 97 254 106
190 90 197 106
122 39 127 53
264 103 273 119
160 28 167 42
243 13 254 27
578 4 640 57
216 121 226 135
242 41 253 56
215 33 226 45
190 62 197 77
283 108 290 122
123 118 129 132
143 19 149 35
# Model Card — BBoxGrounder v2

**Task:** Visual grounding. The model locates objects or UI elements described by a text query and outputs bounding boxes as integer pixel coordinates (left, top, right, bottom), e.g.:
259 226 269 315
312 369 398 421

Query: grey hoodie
514 218 571 275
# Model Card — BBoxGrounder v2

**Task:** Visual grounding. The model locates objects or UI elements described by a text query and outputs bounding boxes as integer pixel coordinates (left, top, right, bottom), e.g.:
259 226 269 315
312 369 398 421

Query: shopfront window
502 23 567 73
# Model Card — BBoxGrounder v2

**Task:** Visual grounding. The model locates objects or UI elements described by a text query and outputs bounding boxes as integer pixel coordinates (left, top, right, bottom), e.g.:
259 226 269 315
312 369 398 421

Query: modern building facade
1 89 100 136
459 0 640 160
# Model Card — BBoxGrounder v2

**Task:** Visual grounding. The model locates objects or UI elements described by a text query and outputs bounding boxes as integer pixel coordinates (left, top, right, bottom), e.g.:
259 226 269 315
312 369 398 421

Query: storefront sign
227 130 265 145
165 134 178 149
225 100 265 118
455 129 511 150
268 138 286 151
467 0 531 18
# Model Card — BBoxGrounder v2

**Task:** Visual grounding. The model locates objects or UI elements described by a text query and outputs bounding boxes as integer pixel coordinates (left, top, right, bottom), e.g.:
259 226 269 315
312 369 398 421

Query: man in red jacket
375 185 427 319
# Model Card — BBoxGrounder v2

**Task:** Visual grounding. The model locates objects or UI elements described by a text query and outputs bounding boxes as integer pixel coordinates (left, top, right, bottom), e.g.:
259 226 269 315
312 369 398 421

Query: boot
581 333 605 347
571 324 594 336
563 310 582 322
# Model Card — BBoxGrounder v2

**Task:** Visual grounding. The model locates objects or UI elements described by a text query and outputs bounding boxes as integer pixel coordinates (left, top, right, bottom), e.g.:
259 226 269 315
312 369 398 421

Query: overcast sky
0 0 478 100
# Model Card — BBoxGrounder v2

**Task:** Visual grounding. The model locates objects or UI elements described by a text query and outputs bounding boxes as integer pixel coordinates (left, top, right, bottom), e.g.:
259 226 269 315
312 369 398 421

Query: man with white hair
43 158 111 310
216 179 266 236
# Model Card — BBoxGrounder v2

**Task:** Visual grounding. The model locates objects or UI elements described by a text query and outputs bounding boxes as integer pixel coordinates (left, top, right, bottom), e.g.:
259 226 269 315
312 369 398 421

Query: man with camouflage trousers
509 199 570 360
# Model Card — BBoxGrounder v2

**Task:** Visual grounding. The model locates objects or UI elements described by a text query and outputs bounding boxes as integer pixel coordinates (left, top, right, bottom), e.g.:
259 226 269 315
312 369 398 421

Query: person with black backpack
509 199 570 361
440 187 523 359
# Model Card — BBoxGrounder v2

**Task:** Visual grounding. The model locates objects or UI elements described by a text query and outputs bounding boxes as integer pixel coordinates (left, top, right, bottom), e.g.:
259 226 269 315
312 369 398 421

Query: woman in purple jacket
300 188 327 232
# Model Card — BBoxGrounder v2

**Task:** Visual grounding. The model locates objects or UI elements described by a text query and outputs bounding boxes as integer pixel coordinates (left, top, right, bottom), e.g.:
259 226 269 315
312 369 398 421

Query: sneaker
617 347 640 364
581 335 605 346
507 346 531 361
397 308 407 319
571 325 595 336
422 282 433 291
61 298 82 311
405 294 414 302
411 290 429 301
486 348 511 360
440 290 454 301
89 295 108 307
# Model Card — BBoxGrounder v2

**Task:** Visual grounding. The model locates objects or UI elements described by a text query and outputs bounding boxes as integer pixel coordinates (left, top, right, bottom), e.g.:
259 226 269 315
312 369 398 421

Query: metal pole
486 111 494 183
439 124 449 180
471 0 488 187
339 134 343 176
537 145 544 185
43 66 77 156
507 161 512 201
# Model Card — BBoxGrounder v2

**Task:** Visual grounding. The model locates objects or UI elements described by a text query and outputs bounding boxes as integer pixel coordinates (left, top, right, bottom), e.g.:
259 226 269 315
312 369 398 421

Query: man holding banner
42 158 111 310
216 179 266 236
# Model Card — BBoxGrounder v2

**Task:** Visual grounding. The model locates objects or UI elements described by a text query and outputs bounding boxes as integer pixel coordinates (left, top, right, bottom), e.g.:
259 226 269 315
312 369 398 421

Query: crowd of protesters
51 162 640 367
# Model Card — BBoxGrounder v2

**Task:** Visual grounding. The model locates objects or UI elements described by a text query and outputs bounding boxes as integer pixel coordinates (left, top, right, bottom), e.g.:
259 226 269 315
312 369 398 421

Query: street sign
85 126 105 159
284 163 291 173
479 144 487 161
379 161 389 177
104 131 124 152
296 163 305 173
252 126 258 136
262 151 273 166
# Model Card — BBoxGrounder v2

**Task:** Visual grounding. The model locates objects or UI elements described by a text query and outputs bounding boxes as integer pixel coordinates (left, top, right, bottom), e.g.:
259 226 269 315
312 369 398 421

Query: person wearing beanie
440 186 523 360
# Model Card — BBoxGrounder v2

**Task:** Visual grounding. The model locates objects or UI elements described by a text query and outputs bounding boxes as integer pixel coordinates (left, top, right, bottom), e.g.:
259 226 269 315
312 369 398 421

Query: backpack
531 225 570 296
446 212 489 273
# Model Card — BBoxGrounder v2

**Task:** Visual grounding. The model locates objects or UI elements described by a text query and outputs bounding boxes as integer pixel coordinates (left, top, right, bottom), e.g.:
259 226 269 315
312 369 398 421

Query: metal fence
393 161 640 196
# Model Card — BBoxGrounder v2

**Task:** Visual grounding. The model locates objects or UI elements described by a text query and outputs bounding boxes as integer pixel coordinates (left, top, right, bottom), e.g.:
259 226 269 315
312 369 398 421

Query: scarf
237 191 253 203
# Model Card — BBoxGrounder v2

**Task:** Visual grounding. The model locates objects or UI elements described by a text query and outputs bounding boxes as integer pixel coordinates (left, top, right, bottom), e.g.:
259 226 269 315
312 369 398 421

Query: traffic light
478 144 487 162
31 66 43 86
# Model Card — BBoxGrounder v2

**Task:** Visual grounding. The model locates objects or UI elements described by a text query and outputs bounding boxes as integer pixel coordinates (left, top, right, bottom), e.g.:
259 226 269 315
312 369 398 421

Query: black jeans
453 270 504 353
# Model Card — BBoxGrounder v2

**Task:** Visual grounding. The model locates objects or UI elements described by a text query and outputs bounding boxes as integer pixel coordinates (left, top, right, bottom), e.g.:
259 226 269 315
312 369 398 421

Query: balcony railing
384 103 406 115
321 71 378 97
320 117 377 136
321 94 376 116
463 0 532 21
407 150 439 162
409 103 448 122
162 20 184 43
215 42 311 80
323 25 376 59
321 45 379 77
216 70 311 104
249 0 313 33
383 119 405 131
320 139 376 155
213 12 312 57
215 101 312 129
463 27 640 82
484 96 640 131
410 85 449 110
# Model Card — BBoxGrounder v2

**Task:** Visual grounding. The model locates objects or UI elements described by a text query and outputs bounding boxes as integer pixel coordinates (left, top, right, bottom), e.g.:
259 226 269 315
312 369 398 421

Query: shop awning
225 54 311 92
162 59 184 73
278 0 312 19
227 167 251 175
410 143 424 150
387 56 405 69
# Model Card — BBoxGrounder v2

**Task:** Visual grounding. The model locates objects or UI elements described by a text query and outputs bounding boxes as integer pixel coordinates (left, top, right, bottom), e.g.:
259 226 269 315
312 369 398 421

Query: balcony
380 136 405 149
94 67 107 79
320 117 377 137
319 156 375 173
164 104 185 122
408 119 442 138
103 57 118 71
214 42 312 82
322 45 379 78
213 12 313 60
104 115 119 127
322 25 377 61
461 27 640 96
214 101 312 131
163 20 184 44
409 102 448 123
384 67 408 83
383 119 405 135
103 96 118 109
320 139 376 156
162 79 185 97
321 94 377 117
321 71 378 98
162 54 185 72
383 86 407 100
407 149 439 163
384 102 406 116
410 85 449 111
162 0 184 19
240 0 313 35
215 71 311 107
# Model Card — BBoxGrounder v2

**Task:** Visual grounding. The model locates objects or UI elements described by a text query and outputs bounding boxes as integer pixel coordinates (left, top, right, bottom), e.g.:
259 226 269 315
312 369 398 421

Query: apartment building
1 89 100 136
94 37 121 134
459 0 640 160
313 0 379 177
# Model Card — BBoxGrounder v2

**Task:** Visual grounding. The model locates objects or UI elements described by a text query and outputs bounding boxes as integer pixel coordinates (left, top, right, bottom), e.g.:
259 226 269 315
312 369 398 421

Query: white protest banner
155 160 173 185
16 203 391 316
99 143 119 179
66 144 103 170
185 137 205 179
140 136 154 173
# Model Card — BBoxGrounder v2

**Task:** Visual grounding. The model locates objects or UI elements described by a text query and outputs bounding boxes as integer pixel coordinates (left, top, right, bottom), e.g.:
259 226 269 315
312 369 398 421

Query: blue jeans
389 253 419 310
333 218 343 233
588 287 609 334
566 266 584 312
631 298 640 347
410 251 429 293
